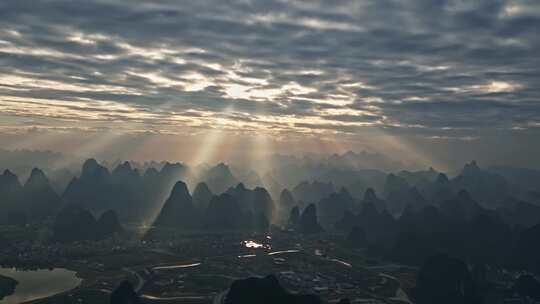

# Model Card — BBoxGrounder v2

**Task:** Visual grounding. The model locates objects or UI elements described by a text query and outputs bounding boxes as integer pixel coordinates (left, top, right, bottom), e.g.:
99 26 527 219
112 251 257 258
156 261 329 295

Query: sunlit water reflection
152 263 202 271
241 240 271 250
267 249 300 255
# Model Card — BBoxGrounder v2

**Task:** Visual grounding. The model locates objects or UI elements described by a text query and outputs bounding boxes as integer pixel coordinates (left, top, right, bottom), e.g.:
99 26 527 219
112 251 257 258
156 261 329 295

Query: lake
0 267 81 304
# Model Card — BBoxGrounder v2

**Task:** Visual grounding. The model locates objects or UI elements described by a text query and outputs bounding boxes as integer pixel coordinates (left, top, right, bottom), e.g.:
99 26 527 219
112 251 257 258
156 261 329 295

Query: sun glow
478 81 522 93
446 81 522 94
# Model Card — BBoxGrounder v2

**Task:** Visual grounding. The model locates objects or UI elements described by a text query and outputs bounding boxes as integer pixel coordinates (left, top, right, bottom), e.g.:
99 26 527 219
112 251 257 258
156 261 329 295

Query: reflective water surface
0 267 81 304
152 262 202 271
241 240 271 250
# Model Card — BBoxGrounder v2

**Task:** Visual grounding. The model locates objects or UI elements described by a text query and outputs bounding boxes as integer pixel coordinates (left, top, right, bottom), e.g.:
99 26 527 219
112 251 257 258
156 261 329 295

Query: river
0 267 81 304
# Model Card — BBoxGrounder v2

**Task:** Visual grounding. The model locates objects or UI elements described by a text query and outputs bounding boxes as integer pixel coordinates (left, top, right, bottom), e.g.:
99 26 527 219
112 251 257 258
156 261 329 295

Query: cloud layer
0 0 539 167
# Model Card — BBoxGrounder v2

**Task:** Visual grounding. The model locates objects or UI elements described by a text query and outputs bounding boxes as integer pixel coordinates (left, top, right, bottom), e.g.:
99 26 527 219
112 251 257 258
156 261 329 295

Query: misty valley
1 151 540 304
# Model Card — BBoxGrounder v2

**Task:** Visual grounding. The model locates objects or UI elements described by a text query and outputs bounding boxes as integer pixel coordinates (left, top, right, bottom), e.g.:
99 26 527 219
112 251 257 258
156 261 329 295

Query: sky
0 0 539 170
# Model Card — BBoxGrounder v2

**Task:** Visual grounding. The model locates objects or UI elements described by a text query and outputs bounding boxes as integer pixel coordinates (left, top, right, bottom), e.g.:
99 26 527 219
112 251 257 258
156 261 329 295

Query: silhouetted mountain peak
169 181 191 201
2 169 17 179
203 193 254 230
279 189 296 219
82 158 100 174
81 158 110 180
254 186 271 197
1 169 20 187
463 160 481 175
210 163 233 176
161 162 178 171
435 173 449 184
193 182 213 209
299 203 323 234
112 161 133 174
152 179 198 229
363 188 378 201
120 161 132 170
194 182 211 195
200 163 238 193
288 205 301 227
53 205 100 242
26 168 49 186
439 189 484 221
143 167 159 179
98 210 123 236
215 162 228 169
280 189 294 202
160 162 186 176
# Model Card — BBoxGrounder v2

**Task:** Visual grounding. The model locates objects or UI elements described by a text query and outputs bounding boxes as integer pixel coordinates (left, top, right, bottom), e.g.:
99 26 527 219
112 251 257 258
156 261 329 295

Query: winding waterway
152 262 202 271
